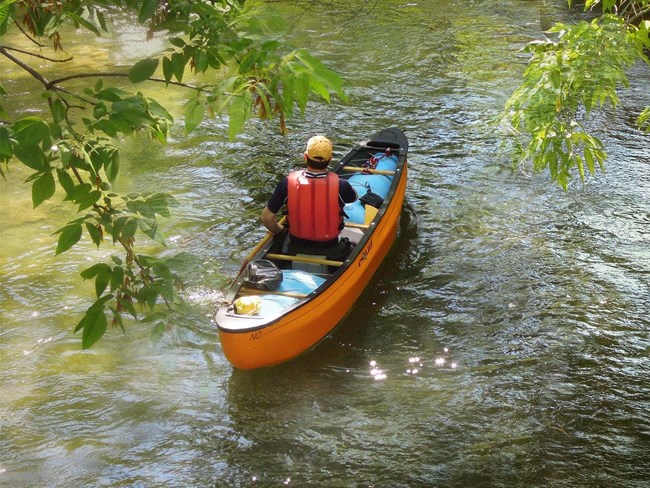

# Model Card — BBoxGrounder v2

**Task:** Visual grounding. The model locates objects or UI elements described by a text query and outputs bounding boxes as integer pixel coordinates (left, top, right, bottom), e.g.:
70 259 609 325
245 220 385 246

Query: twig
13 21 45 48
626 6 650 25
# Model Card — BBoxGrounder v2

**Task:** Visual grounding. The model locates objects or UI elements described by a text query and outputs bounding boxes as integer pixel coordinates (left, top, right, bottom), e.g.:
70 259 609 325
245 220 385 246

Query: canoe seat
339 226 364 245
294 254 328 274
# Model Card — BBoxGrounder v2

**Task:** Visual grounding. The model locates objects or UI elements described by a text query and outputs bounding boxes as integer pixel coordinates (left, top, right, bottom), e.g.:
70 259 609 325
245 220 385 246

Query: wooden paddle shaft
239 215 287 273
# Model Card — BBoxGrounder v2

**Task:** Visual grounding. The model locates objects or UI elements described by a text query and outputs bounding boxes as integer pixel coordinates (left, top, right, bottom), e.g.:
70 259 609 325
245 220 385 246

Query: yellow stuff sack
234 296 262 315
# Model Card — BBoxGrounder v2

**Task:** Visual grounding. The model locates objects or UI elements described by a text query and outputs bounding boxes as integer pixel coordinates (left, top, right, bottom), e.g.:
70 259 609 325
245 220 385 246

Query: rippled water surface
1 1 649 486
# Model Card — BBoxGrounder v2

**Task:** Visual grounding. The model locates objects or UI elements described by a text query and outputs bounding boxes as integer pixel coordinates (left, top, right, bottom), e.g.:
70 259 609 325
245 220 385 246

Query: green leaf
81 309 108 349
194 50 209 73
308 76 331 103
171 52 185 82
64 12 100 36
12 117 50 146
95 266 112 298
0 126 12 159
170 37 185 48
97 11 107 32
0 0 18 37
138 219 165 244
111 308 126 334
81 263 111 280
162 57 174 83
295 50 347 102
110 266 124 291
51 98 66 123
129 58 159 83
65 182 92 203
93 101 107 119
576 155 585 182
547 151 558 178
105 156 120 184
55 223 83 255
94 87 129 102
584 147 595 174
74 309 95 333
32 171 56 208
85 222 102 248
294 72 310 114
184 98 205 134
13 145 48 171
239 51 259 73
278 74 295 115
228 90 252 140
147 193 176 217
121 218 139 239
138 0 158 23
77 189 102 211
141 283 160 309
118 296 138 319
637 107 650 133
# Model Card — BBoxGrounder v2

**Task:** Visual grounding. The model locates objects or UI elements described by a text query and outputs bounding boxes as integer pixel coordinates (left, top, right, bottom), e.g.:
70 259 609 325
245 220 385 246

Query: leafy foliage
0 0 347 347
504 2 650 189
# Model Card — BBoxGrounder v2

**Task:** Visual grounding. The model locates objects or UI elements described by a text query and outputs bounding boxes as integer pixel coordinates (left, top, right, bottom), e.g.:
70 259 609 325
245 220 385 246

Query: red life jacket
287 171 341 242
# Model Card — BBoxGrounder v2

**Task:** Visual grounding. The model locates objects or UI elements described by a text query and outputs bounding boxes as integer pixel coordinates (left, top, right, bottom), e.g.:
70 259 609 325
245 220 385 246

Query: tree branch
48 72 213 92
0 46 50 87
13 20 45 48
0 45 73 62
1 46 214 95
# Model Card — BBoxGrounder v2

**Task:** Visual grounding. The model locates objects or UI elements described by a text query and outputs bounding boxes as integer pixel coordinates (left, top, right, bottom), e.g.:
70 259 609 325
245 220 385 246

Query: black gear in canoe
243 259 283 290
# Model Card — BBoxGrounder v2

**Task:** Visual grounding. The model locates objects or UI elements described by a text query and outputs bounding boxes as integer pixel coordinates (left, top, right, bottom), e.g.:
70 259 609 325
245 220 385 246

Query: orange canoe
216 128 409 370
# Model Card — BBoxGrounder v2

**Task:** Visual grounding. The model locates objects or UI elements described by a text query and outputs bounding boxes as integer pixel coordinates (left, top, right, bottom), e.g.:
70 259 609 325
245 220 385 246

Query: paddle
237 215 287 275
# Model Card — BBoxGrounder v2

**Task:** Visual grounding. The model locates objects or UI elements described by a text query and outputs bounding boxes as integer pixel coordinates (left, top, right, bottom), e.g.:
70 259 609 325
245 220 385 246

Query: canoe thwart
266 253 344 267
342 165 395 176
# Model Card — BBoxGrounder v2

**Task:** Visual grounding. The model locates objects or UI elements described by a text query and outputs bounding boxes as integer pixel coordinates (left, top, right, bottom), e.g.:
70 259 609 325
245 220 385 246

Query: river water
1 1 649 486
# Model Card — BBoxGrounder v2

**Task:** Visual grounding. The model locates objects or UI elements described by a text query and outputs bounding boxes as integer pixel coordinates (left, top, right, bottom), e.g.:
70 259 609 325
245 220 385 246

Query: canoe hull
219 167 406 370
216 128 409 370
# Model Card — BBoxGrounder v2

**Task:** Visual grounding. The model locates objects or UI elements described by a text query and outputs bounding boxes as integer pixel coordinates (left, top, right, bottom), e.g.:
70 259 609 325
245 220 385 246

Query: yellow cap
305 136 333 162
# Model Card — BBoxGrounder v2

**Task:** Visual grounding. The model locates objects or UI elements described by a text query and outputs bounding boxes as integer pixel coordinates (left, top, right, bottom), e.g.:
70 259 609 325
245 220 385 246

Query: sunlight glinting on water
368 348 461 379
